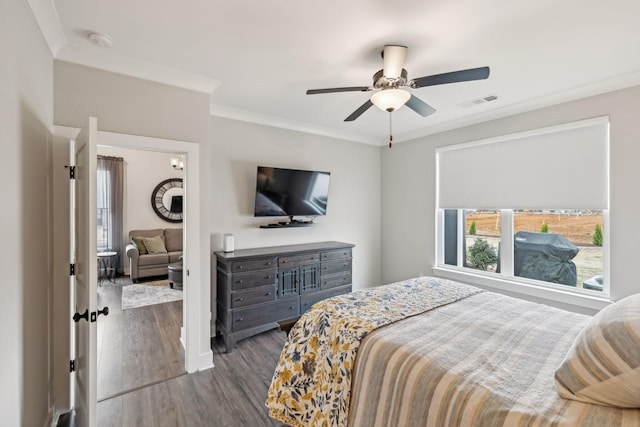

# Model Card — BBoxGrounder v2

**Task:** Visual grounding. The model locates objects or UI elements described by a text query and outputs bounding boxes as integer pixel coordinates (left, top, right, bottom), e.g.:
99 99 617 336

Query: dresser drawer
232 298 299 332
321 248 352 261
321 272 352 290
231 270 276 291
278 252 320 267
231 257 277 273
321 259 352 275
300 285 352 313
231 285 276 309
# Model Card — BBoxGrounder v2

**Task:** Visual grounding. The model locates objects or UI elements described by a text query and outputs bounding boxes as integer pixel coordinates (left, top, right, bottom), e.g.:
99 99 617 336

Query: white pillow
554 293 640 408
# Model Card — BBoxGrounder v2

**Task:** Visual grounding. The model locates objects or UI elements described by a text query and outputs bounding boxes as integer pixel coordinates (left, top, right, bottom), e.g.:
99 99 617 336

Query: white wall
0 0 54 425
97 146 184 273
210 117 383 319
53 62 212 409
382 84 640 307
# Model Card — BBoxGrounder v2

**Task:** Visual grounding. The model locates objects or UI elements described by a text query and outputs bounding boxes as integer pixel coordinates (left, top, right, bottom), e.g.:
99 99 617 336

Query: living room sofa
126 228 183 282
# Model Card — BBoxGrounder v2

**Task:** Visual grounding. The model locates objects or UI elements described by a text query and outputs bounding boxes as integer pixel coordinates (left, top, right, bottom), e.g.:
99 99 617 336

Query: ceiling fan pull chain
389 111 393 148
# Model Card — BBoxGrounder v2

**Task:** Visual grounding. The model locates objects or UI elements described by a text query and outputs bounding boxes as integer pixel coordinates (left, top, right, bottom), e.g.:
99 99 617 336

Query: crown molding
26 0 221 94
212 71 640 147
57 45 221 94
27 0 640 147
209 104 377 145
395 70 640 144
26 0 67 56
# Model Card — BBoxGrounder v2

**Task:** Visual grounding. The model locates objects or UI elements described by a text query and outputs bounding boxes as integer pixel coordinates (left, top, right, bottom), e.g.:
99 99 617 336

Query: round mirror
151 178 183 223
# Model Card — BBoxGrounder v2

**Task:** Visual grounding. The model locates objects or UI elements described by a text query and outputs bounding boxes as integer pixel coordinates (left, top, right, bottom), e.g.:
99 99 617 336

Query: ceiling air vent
459 94 498 108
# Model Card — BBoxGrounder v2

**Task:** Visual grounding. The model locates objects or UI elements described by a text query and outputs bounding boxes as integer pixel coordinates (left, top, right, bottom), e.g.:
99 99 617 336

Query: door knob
73 309 89 323
98 307 109 317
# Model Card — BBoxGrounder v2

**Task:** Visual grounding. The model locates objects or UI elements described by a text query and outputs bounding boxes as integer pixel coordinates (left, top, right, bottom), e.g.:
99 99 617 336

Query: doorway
95 130 208 376
57 125 212 426
95 145 187 402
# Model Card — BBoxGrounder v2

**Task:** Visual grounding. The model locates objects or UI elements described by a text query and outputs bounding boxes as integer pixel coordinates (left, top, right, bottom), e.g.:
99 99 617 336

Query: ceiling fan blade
411 66 490 88
405 95 436 117
306 86 371 95
344 99 374 122
382 45 407 79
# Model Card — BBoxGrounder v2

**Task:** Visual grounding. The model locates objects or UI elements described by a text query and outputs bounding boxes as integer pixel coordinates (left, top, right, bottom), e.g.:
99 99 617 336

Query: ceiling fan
306 45 490 122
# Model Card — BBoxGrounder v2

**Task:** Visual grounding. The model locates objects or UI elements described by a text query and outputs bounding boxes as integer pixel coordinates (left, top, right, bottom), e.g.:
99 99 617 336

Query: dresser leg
225 337 235 353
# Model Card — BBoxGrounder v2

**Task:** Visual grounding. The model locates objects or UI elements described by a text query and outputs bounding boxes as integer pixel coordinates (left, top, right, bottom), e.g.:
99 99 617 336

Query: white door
71 117 99 427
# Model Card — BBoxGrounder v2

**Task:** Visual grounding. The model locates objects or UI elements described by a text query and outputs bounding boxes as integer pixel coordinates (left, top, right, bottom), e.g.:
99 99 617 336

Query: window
436 117 609 297
96 155 124 272
96 168 111 251
442 209 605 293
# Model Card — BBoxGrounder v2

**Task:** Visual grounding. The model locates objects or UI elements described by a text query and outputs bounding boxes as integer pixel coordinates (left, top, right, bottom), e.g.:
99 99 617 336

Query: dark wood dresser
215 241 354 352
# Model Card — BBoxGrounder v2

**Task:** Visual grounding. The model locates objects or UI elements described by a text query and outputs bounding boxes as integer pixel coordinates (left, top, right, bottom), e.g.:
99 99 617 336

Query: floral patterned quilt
266 276 484 427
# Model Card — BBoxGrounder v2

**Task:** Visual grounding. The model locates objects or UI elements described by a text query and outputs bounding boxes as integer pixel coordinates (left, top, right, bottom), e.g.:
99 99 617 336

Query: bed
266 276 640 426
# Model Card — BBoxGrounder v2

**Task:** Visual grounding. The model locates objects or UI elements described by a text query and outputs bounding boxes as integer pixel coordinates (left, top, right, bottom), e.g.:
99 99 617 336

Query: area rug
121 280 183 310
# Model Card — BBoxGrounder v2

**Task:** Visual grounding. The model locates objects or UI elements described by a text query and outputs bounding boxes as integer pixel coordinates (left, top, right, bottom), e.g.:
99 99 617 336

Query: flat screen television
254 166 331 219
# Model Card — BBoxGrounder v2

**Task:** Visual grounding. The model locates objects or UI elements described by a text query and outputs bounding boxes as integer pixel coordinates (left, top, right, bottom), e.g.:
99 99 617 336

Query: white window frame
434 212 611 312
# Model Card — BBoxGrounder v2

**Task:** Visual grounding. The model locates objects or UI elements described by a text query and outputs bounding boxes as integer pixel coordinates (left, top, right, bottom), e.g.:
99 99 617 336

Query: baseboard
198 349 214 371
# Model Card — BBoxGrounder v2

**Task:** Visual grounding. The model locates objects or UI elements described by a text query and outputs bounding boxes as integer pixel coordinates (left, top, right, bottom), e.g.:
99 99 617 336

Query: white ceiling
30 0 640 145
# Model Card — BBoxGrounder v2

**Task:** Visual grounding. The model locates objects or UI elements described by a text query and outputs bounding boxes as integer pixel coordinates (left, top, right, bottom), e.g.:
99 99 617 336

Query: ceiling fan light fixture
382 45 407 79
371 88 411 112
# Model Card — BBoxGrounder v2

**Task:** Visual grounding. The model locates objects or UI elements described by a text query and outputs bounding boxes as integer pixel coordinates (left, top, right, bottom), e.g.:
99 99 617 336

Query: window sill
432 266 612 315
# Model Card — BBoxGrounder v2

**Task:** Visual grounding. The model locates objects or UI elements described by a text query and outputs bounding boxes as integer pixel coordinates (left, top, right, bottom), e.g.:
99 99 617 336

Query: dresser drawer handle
237 297 244 301
289 306 295 310
265 292 271 296
237 279 243 284
237 317 243 322
239 265 243 269
282 260 287 264
267 262 272 266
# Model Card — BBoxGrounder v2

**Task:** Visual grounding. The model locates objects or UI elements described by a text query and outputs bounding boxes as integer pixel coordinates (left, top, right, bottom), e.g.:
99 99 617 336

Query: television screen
254 166 331 217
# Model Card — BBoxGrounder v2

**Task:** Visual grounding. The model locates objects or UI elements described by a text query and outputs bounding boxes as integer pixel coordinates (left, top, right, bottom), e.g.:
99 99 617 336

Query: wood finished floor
97 277 186 402
97 329 287 427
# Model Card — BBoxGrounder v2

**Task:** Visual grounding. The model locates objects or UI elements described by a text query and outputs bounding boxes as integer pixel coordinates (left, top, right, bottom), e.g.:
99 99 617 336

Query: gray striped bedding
347 291 640 426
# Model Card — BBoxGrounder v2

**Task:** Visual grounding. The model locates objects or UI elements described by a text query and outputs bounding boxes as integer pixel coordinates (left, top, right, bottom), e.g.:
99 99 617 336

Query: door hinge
69 165 76 179
70 360 75 372
70 264 75 276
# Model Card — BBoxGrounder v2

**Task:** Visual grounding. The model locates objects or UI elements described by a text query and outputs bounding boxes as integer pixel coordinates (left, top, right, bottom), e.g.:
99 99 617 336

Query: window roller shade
437 117 609 210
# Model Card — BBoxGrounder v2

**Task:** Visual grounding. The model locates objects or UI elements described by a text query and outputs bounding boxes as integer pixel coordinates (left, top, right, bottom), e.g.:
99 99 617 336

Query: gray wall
0 0 54 425
210 117 382 298
382 85 640 303
53 61 212 409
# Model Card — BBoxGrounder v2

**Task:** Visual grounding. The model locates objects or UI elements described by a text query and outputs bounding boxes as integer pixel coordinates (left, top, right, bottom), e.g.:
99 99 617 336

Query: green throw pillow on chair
131 236 148 255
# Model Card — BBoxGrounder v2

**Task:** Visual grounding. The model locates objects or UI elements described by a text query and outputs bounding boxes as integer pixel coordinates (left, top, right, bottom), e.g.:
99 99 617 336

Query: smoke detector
88 32 113 48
